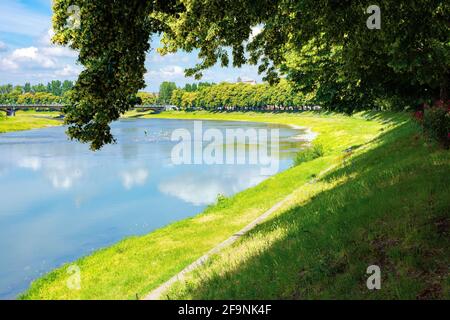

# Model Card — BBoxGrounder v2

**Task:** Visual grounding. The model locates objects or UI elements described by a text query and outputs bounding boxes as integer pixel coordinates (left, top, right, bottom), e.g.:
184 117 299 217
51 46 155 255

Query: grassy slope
0 111 61 133
21 111 389 300
163 115 450 300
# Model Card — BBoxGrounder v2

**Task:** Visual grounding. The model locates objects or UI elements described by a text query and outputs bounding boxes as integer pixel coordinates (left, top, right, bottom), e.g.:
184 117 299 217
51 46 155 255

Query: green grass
164 117 450 300
294 143 325 166
0 110 62 133
20 111 449 300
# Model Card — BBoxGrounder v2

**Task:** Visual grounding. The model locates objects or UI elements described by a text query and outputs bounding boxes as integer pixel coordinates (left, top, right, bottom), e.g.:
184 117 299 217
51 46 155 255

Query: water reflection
0 118 305 299
120 168 149 190
159 168 266 206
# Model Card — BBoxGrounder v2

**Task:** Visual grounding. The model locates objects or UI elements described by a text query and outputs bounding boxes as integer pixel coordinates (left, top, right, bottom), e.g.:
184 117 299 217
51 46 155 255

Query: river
0 118 306 299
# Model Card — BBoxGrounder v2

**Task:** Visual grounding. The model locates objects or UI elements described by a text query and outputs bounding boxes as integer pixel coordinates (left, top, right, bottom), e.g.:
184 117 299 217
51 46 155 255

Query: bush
294 143 324 166
422 105 450 148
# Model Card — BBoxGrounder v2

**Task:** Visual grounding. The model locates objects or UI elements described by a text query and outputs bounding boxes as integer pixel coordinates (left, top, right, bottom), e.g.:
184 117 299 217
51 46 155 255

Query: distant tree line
170 80 316 111
136 92 157 105
0 81 74 104
155 81 214 106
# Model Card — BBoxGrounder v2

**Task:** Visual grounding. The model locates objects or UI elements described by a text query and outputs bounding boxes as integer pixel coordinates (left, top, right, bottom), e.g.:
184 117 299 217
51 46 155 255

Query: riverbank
20 111 449 300
163 114 450 300
0 110 62 133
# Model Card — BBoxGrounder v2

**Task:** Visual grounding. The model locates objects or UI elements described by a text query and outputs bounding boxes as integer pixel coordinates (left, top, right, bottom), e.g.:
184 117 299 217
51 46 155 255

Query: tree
0 84 13 94
184 84 193 92
51 0 182 150
137 92 157 105
61 80 74 94
32 83 47 93
13 86 23 94
170 89 184 107
48 80 62 96
0 81 76 105
24 83 31 93
158 81 177 104
157 0 449 109
52 0 449 149
168 81 304 111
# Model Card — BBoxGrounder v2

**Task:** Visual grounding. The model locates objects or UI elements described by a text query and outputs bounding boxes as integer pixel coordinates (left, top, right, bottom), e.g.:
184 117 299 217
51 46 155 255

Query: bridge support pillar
7 108 16 116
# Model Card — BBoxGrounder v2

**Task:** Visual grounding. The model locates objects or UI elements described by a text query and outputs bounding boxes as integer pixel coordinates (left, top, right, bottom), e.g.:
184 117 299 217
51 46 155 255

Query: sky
0 0 263 92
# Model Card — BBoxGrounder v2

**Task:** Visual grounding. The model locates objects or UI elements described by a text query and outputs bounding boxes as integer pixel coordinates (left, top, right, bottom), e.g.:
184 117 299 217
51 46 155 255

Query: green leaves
53 0 177 150
169 80 306 110
53 0 449 148
159 82 177 105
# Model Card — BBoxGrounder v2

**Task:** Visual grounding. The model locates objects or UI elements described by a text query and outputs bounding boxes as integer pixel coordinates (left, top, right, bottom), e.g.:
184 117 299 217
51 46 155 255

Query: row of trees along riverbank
169 80 383 112
0 81 74 104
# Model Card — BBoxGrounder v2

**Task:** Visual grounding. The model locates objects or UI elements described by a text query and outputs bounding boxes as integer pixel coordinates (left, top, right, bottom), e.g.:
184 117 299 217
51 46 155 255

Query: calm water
0 118 305 299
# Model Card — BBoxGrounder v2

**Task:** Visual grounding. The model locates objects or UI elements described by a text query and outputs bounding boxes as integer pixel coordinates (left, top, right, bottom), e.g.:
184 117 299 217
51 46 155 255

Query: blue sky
0 0 262 92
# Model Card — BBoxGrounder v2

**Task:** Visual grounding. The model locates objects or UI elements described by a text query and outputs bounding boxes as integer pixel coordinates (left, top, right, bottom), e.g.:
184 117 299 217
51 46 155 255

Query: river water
0 118 305 299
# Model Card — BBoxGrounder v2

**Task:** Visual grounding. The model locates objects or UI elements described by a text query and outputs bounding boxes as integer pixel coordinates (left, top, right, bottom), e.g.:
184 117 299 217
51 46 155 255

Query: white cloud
55 64 82 77
150 52 190 64
146 65 185 79
151 52 174 63
18 157 42 171
48 169 83 189
0 57 18 70
42 46 77 58
0 41 7 52
249 25 263 41
0 24 78 75
39 29 77 58
39 29 54 46
120 169 149 190
159 65 185 77
0 43 78 74
0 46 56 70
159 177 222 206
158 171 265 206
13 155 84 190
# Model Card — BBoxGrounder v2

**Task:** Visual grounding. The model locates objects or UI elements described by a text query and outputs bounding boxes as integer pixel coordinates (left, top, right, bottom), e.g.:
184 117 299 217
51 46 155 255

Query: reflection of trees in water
119 126 140 160
120 143 139 160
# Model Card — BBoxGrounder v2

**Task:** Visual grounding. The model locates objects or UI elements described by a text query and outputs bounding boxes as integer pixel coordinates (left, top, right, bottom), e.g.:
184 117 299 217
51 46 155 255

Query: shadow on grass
185 109 325 115
169 122 449 300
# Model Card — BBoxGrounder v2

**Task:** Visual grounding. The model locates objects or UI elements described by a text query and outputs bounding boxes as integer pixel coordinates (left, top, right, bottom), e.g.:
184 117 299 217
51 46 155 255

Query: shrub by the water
294 143 324 166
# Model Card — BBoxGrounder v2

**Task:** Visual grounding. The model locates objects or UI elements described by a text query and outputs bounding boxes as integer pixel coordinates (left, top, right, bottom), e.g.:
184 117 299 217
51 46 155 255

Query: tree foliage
52 0 180 150
52 0 449 149
0 81 73 96
158 0 449 110
183 82 214 92
0 81 74 104
136 92 157 105
158 81 177 105
170 80 309 110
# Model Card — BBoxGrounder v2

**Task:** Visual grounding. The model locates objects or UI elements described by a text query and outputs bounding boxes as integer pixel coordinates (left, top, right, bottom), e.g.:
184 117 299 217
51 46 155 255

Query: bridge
0 104 168 116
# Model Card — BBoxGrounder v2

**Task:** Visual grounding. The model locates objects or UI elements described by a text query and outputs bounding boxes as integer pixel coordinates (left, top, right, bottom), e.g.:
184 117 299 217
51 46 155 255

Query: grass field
19 111 449 300
0 110 62 133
